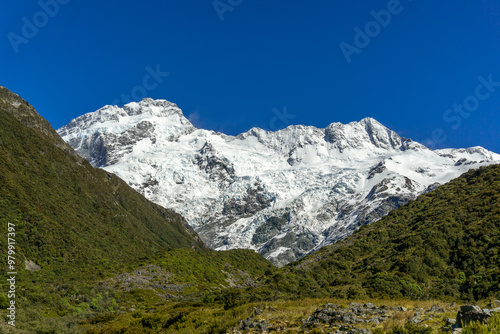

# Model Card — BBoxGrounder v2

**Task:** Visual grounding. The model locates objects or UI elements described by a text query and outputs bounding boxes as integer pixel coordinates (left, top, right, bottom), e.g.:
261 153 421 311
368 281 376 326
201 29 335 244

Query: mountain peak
58 98 193 138
358 116 380 125
58 98 500 266
325 117 402 151
121 98 182 117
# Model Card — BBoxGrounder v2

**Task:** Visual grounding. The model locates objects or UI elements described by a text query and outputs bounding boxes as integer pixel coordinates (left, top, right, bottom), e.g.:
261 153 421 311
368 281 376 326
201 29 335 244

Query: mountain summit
58 99 500 266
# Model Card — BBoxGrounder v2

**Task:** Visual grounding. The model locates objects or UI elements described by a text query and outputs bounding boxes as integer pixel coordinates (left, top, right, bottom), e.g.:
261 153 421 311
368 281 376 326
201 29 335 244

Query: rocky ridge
58 99 500 266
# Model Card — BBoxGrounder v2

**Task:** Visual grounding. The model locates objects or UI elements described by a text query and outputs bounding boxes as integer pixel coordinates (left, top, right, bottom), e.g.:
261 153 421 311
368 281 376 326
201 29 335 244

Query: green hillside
52 164 500 333
0 86 206 276
0 87 273 332
265 163 500 301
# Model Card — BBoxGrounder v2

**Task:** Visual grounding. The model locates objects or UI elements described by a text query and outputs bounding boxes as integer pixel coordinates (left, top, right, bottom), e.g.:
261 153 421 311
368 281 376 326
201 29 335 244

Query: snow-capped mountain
58 99 500 266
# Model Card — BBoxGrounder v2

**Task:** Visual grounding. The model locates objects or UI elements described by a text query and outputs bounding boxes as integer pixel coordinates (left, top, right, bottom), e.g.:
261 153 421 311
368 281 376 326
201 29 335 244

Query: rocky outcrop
437 304 500 333
58 99 500 266
451 305 500 330
303 303 388 329
456 305 491 326
25 260 41 271
195 142 235 189
299 303 458 333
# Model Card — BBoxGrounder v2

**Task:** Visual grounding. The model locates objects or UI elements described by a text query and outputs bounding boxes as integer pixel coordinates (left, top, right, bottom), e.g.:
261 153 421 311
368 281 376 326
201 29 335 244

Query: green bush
202 289 216 303
220 289 243 310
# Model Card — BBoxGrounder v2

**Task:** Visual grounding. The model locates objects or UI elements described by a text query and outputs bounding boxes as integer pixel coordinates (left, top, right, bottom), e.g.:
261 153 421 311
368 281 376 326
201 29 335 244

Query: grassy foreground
2 295 499 333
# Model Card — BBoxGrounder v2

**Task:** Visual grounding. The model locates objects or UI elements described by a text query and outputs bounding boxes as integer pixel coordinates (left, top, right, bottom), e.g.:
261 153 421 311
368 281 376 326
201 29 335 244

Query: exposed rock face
455 305 496 327
194 142 235 189
304 303 387 328
58 98 500 266
301 303 452 333
436 304 500 333
25 260 41 271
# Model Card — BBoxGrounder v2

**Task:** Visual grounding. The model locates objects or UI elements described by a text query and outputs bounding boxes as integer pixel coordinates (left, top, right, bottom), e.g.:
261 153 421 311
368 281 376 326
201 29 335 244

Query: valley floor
2 297 499 333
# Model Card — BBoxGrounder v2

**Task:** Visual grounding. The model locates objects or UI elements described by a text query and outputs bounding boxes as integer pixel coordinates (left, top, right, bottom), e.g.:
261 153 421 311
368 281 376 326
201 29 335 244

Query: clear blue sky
1 0 500 153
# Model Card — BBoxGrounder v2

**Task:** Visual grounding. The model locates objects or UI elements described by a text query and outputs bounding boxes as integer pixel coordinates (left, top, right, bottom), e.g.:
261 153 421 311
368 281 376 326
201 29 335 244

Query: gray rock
427 305 445 313
456 305 491 327
253 307 263 316
410 315 421 324
350 329 372 334
460 305 481 313
325 303 339 309
316 312 331 323
25 260 41 271
238 317 270 331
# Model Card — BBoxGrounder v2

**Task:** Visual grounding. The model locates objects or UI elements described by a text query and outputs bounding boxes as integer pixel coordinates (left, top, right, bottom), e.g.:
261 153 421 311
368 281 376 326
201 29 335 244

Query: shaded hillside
0 86 208 281
264 164 500 301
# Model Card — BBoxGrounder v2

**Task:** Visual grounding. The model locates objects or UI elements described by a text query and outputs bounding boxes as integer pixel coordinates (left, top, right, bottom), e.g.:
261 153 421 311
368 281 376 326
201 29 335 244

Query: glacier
58 98 500 266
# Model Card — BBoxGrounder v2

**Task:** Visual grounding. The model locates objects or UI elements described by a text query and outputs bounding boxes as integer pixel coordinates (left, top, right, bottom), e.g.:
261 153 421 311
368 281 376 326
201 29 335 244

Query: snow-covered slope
58 99 500 266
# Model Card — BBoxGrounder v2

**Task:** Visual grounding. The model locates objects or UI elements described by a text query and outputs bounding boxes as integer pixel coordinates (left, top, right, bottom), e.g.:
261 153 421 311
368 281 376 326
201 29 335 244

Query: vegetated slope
0 87 275 333
57 98 500 266
265 164 500 301
0 86 207 281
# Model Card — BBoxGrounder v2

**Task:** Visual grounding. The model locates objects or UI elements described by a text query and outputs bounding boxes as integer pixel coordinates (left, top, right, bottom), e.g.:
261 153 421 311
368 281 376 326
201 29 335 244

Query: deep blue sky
1 0 500 153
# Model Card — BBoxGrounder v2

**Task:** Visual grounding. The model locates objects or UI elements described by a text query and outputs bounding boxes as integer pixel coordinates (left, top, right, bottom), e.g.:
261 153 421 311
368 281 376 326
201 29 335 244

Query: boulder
456 305 491 327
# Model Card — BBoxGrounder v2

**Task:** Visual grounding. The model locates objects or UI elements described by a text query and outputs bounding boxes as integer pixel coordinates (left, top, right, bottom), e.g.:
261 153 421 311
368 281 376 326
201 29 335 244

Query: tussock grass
462 312 500 334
